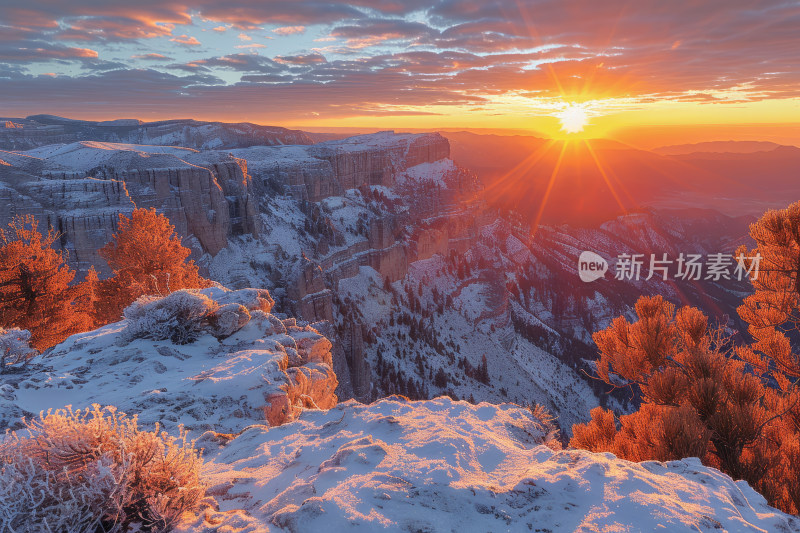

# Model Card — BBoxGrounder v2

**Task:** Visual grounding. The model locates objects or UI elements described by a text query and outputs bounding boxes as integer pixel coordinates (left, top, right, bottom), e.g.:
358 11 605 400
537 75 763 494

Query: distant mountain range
653 140 786 155
0 114 313 151
441 131 800 224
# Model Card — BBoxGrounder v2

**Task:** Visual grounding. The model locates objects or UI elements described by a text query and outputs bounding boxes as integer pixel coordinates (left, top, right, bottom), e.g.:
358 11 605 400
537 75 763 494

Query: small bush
123 290 218 345
0 327 37 370
0 404 206 532
528 403 562 450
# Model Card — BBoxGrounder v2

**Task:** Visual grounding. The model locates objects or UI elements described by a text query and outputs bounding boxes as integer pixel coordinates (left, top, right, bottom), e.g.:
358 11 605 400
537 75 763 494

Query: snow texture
190 397 800 532
0 286 337 433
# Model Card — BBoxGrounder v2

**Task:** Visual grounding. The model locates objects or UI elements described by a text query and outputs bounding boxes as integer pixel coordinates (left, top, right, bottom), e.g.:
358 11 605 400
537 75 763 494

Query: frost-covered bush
0 404 206 532
528 403 562 450
122 290 218 344
0 327 37 370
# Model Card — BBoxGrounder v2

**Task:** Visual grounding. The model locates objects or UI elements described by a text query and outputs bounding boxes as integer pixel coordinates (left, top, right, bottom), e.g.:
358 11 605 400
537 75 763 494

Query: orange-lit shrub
0 405 205 532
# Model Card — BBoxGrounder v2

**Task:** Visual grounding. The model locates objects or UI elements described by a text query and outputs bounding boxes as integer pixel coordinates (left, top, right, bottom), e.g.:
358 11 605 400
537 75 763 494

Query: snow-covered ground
187 397 799 532
0 287 338 433
1 290 796 532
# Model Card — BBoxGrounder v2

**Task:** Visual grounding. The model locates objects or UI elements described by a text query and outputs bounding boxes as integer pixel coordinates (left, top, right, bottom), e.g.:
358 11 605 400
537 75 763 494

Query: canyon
0 120 762 433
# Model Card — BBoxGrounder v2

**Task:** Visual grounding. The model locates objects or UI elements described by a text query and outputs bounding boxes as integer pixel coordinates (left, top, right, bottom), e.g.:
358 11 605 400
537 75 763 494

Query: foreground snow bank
0 287 338 433
191 397 799 532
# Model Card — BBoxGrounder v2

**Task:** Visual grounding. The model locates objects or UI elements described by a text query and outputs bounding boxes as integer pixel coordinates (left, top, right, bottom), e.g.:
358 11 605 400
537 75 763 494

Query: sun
557 104 590 134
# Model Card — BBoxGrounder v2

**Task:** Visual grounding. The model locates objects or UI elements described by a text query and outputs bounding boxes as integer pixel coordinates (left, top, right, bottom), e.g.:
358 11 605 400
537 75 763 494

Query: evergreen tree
478 354 490 384
572 200 800 521
0 216 94 349
96 208 210 323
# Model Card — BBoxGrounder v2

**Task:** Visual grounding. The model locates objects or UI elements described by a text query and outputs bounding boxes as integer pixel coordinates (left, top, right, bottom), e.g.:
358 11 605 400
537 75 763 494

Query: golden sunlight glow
557 104 590 134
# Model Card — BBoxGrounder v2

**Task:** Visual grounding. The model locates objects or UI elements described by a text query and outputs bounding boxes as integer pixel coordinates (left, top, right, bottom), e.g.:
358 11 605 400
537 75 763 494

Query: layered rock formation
2 129 485 403
220 133 485 400
233 131 450 202
0 142 260 274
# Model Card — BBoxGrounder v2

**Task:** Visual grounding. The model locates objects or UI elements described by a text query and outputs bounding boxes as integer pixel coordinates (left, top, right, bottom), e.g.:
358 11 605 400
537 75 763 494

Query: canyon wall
1 131 483 402
0 144 260 274
238 132 451 202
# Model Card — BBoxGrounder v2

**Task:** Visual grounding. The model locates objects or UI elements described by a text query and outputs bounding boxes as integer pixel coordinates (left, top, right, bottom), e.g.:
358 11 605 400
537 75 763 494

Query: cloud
0 60 481 121
170 35 201 46
53 17 177 41
167 62 213 73
0 42 98 62
0 1 429 35
272 26 306 36
193 53 284 73
238 33 252 41
1 0 799 119
331 19 435 40
132 53 172 60
274 53 327 65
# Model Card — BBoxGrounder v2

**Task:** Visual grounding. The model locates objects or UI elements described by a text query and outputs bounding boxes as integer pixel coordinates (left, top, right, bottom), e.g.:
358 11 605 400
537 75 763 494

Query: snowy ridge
0 287 338 433
16 141 204 173
0 115 313 151
190 397 799 532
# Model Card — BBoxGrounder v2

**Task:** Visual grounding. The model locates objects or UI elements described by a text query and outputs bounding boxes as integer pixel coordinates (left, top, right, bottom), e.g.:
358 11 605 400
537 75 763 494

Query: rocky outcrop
0 114 313 151
288 256 334 323
0 286 338 433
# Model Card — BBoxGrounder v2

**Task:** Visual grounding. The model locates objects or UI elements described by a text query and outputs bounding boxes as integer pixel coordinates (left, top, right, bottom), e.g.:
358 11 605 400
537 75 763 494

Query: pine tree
478 354 490 384
434 367 448 388
0 216 94 350
736 201 800 378
96 208 211 323
573 289 799 513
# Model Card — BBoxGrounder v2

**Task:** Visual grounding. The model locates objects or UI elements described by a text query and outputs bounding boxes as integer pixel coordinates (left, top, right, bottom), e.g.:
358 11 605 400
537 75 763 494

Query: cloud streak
0 0 798 122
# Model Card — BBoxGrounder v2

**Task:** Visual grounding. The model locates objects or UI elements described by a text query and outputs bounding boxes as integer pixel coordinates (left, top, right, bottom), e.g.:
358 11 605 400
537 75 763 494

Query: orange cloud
170 34 201 46
272 26 306 36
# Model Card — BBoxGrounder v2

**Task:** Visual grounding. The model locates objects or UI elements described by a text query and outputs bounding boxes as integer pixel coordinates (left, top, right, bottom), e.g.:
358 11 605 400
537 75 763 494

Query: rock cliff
215 133 484 400
0 142 260 274
232 131 450 202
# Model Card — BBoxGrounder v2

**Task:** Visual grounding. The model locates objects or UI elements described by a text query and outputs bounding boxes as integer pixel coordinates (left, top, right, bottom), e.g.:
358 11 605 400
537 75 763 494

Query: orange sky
2 1 799 148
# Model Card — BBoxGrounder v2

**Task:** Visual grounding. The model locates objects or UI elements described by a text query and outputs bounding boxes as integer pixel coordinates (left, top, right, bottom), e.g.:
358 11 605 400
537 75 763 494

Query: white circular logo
578 251 608 282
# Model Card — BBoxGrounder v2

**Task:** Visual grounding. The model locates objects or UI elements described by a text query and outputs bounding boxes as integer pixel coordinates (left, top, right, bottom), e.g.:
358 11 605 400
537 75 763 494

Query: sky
1 0 799 144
